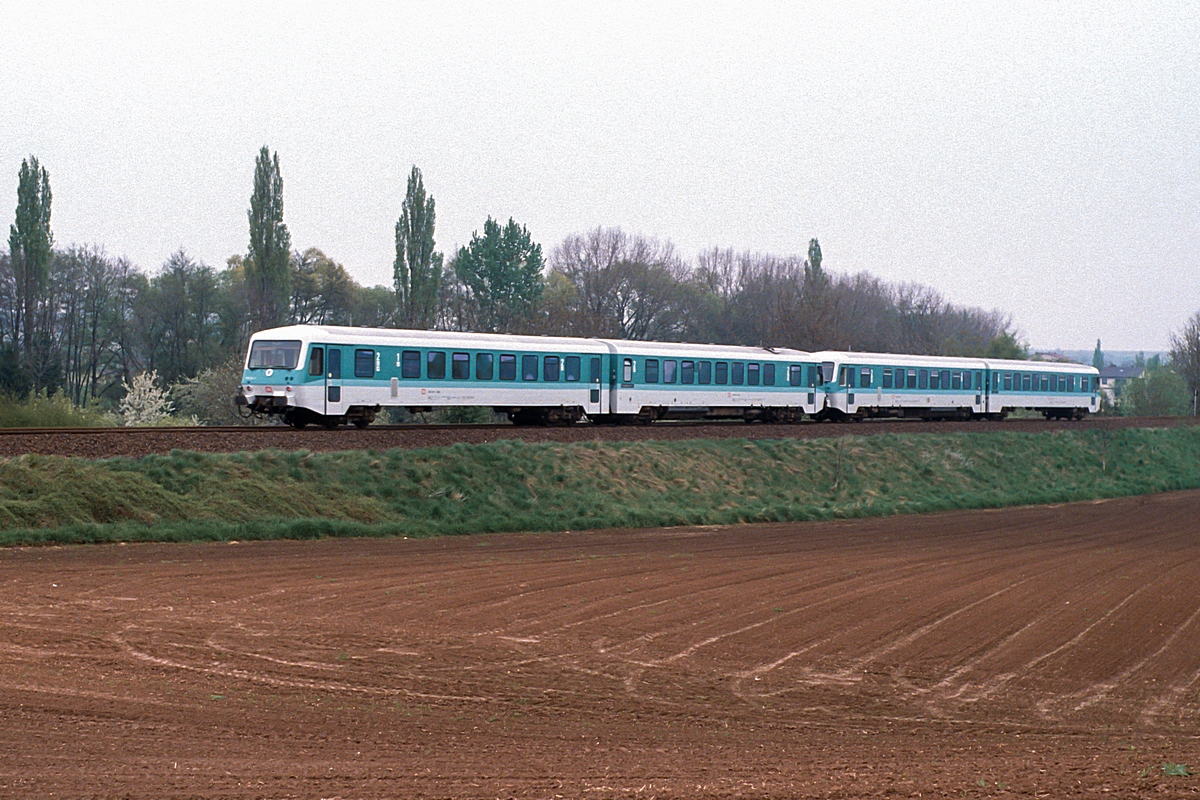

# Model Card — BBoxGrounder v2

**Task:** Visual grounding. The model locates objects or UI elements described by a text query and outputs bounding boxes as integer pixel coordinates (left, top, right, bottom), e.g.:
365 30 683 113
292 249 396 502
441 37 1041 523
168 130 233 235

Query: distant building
1098 365 1144 405
1033 352 1071 363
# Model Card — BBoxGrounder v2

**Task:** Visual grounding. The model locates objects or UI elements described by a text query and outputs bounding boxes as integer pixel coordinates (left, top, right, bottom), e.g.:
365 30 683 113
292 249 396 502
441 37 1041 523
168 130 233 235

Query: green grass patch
3 426 1200 545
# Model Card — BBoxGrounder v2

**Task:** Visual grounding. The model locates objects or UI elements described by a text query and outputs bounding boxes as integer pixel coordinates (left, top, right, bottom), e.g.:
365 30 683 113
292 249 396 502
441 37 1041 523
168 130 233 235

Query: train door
822 361 847 415
325 346 346 417
587 355 603 417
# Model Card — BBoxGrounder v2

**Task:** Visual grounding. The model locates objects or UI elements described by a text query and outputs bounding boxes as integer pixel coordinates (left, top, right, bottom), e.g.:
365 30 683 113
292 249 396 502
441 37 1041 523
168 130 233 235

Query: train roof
598 339 810 360
252 325 811 360
250 325 612 354
813 349 1098 375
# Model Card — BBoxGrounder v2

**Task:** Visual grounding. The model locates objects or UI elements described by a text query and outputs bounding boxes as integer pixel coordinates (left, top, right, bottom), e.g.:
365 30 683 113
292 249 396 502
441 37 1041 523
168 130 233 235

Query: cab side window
309 347 324 376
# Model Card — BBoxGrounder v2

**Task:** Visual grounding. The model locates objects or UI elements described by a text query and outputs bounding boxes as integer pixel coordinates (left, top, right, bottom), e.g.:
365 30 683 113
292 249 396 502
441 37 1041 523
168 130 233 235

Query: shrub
0 390 116 428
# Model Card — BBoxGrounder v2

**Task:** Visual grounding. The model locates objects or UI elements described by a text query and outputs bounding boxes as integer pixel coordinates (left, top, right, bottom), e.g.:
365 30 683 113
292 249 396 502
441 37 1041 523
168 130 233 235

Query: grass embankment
1 426 1198 545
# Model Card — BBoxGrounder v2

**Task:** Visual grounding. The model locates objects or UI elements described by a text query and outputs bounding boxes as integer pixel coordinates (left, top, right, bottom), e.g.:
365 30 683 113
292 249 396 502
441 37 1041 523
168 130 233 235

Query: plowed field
1 492 1199 798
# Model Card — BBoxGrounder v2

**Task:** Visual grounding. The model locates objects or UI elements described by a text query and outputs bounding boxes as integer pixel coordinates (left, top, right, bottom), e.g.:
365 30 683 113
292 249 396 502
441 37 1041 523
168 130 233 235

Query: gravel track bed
0 415 1196 459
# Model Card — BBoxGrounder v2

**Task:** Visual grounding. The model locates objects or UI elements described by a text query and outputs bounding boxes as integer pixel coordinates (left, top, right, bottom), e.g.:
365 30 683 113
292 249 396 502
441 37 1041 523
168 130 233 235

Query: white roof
599 339 810 361
251 325 812 360
814 349 1098 375
250 325 611 354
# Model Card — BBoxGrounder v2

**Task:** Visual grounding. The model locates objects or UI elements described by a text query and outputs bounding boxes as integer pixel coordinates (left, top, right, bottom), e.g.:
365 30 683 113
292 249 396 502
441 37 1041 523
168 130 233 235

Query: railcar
809 351 1100 420
236 325 1099 427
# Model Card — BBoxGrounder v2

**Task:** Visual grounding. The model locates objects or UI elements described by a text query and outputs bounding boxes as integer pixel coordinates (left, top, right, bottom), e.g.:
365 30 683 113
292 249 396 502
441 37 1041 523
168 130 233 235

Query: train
235 324 1101 428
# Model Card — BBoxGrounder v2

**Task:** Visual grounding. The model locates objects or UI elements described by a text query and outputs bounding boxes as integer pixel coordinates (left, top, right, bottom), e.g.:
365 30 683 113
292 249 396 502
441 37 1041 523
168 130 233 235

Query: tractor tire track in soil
0 492 1199 797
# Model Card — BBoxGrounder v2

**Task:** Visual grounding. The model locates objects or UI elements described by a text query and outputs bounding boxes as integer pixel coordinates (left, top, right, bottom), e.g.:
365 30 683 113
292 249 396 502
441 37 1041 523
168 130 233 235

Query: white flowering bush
119 370 176 426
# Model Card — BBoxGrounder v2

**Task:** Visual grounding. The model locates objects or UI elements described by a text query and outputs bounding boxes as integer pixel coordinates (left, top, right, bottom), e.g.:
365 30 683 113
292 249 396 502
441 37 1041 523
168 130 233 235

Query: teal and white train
237 325 1100 428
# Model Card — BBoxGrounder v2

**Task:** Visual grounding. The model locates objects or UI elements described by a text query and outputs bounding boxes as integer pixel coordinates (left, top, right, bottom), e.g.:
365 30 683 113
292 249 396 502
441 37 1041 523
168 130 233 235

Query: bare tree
1170 311 1200 413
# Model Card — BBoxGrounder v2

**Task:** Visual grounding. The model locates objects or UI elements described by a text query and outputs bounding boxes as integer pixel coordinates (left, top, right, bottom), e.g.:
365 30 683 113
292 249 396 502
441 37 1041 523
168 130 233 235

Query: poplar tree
1092 339 1105 370
8 155 52 361
246 146 291 330
394 166 442 329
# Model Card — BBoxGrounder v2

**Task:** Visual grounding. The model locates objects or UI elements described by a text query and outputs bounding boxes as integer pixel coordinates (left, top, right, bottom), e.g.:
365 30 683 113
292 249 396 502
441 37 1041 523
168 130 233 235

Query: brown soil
1 414 1197 460
2 493 1199 798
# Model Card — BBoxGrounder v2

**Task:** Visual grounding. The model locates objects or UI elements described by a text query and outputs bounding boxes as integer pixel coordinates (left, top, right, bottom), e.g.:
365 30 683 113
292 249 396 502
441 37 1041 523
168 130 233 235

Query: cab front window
248 340 301 369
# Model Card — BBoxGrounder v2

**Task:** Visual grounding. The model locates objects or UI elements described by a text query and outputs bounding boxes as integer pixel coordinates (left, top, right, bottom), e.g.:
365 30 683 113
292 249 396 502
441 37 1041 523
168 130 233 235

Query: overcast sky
2 2 1197 351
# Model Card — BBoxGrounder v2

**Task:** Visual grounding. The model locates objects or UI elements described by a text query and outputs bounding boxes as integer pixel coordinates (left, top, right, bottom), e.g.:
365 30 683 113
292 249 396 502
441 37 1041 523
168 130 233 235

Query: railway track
0 415 1196 460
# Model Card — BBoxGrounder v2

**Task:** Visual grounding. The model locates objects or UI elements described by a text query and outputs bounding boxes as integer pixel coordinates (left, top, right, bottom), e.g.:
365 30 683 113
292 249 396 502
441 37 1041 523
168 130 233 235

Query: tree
246 146 291 330
8 155 52 369
453 217 545 333
1120 364 1190 417
1092 339 1105 370
394 166 442 329
985 330 1029 360
805 238 825 288
1170 312 1200 413
548 227 691 340
289 247 357 325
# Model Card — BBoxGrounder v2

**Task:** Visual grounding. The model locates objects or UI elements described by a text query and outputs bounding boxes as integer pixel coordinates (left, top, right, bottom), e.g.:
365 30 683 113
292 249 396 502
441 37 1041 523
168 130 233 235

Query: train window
882 368 893 389
564 356 580 382
859 367 871 387
790 365 803 386
764 363 775 386
664 360 677 384
681 360 695 384
716 362 729 384
1059 375 1067 392
1003 373 1013 391
1038 375 1046 392
499 354 517 381
699 361 712 384
918 369 928 390
355 349 376 378
452 352 470 379
644 359 659 383
972 371 980 390
308 347 324 376
543 356 560 381
248 339 301 370
328 349 341 380
1068 375 1076 392
747 363 759 386
732 362 745 385
808 366 819 387
951 371 962 390
522 355 538 381
929 370 940 390
906 369 917 389
941 370 951 388
402 350 421 379
589 357 601 384
476 353 494 380
623 358 633 383
427 351 446 379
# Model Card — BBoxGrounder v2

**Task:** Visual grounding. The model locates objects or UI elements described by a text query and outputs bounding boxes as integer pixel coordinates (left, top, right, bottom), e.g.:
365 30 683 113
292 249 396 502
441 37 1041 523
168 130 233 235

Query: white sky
1 1 1197 351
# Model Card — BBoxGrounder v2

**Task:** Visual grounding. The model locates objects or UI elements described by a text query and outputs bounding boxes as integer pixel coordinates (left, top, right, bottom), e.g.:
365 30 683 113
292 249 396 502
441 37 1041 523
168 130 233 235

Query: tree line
7 147 1194 417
